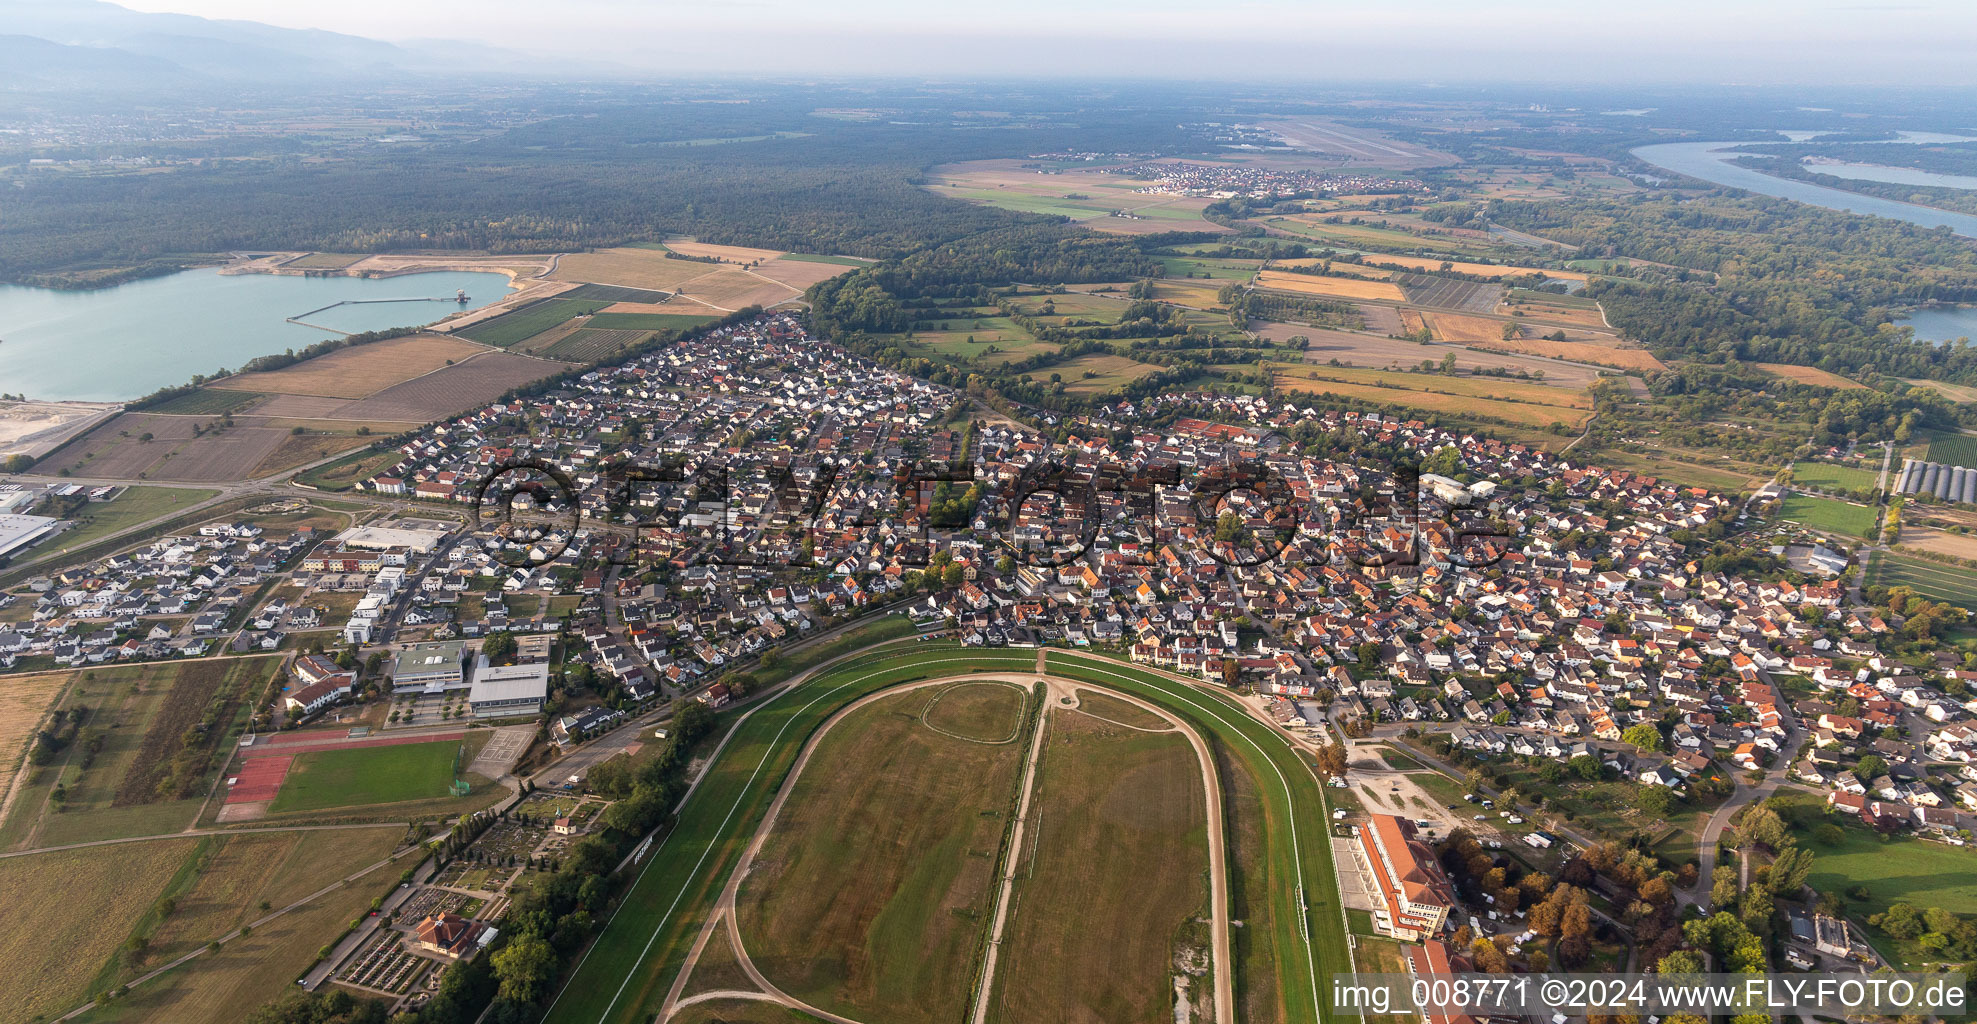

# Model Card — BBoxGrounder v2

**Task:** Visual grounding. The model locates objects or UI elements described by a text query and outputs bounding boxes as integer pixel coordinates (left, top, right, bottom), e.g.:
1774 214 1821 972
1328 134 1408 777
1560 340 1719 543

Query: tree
482 631 517 665
1621 722 1664 752
1737 804 1790 850
1637 785 1674 817
1766 846 1815 895
1711 869 1740 911
1569 754 1603 781
492 933 557 1003
1854 754 1888 783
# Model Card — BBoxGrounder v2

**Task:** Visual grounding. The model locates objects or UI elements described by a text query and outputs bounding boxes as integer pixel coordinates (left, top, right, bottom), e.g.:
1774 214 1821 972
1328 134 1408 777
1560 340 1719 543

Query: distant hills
0 0 549 93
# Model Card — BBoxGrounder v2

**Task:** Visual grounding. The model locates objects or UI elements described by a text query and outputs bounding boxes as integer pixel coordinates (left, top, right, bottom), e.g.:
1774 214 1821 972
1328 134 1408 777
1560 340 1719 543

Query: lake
1900 306 1977 346
1631 140 1977 238
0 269 516 402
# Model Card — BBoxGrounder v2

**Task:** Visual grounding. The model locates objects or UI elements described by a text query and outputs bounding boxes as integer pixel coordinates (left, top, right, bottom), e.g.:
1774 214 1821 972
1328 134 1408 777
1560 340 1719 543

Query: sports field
267 738 464 812
1791 460 1881 493
1777 493 1879 539
732 683 1031 1024
1868 551 1977 609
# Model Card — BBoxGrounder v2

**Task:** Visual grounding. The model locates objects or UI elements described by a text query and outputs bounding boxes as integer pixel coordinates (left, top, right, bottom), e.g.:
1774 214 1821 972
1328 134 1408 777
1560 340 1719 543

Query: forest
0 93 1198 286
1486 193 1977 381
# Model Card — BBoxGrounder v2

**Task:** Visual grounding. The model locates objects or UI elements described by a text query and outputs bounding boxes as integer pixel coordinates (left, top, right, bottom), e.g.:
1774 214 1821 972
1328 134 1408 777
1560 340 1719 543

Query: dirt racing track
538 642 1348 1024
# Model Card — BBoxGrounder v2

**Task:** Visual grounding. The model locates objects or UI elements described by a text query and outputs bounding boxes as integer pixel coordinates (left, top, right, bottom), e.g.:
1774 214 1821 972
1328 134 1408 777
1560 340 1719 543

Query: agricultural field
1262 213 1484 253
1791 460 1881 493
293 446 405 491
1464 334 1665 372
330 351 560 422
0 670 72 775
0 658 272 851
732 683 1031 1024
1777 493 1880 539
1052 353 1161 394
1271 363 1594 430
1252 322 1603 388
986 709 1208 1024
1927 433 1977 470
1393 274 1503 313
780 253 871 267
248 432 372 477
73 829 406 1024
0 838 201 1021
212 334 490 399
1145 278 1230 308
1254 270 1406 303
560 283 674 304
1157 255 1260 281
551 248 726 292
538 328 656 363
922 161 1229 235
280 253 367 270
455 299 615 348
583 312 717 332
1868 551 1977 609
141 390 268 416
1892 525 1977 562
26 485 220 553
1358 255 1587 282
1754 363 1868 391
1904 378 1977 405
268 737 473 813
664 241 785 264
40 413 295 483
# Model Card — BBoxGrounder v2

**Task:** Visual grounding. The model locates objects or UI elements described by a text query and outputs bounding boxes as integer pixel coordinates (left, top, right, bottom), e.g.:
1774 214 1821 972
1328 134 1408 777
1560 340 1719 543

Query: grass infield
269 738 463 812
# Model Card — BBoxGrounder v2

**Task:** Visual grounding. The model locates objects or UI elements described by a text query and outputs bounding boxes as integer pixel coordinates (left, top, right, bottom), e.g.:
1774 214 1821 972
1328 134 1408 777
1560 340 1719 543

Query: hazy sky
112 0 1977 84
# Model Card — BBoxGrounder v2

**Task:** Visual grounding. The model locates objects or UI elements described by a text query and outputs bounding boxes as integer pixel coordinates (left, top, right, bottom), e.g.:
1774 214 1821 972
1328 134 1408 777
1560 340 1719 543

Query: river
1630 140 1977 238
0 269 516 402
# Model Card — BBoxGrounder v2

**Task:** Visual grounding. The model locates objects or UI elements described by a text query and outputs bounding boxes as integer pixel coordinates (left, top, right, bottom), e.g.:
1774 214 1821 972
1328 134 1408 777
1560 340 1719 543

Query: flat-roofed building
335 524 448 555
1353 813 1456 941
394 640 466 693
469 659 549 718
0 514 59 560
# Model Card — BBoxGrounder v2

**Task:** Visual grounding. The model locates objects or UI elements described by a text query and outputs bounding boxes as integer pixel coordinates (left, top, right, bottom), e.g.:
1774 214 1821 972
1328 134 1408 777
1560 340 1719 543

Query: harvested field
331 351 559 422
281 253 366 270
1468 337 1664 371
1394 274 1502 312
674 269 803 311
1255 271 1404 302
664 241 787 263
212 334 490 400
1361 256 1587 281
142 390 267 416
509 320 583 355
734 685 1029 1024
74 829 405 1024
1755 363 1868 391
1906 378 1977 404
0 839 199 1021
250 433 375 477
1054 354 1160 394
988 710 1207 1024
1868 551 1977 609
561 283 673 304
0 671 71 776
1272 364 1593 430
1501 294 1609 328
539 328 655 363
1251 322 1603 388
1147 279 1229 308
1896 526 1977 562
755 257 857 291
1397 309 1428 335
246 394 356 419
1356 304 1406 335
550 248 735 292
45 413 291 483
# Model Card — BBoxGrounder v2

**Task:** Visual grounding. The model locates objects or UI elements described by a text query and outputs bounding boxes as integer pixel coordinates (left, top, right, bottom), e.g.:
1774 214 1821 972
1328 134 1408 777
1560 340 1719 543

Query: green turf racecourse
536 639 1350 1024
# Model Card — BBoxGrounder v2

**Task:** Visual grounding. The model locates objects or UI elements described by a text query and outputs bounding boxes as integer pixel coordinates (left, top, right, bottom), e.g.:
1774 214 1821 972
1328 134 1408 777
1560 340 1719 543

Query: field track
539 641 1345 1024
